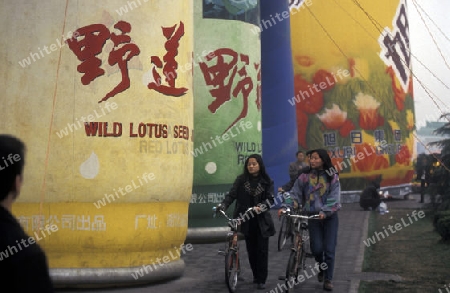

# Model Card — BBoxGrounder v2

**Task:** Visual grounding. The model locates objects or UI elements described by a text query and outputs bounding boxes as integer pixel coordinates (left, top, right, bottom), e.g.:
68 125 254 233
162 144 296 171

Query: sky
408 0 450 129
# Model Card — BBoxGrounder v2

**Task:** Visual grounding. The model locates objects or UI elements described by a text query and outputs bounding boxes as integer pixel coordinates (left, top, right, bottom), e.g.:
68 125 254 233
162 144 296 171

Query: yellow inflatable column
290 0 415 196
0 0 193 286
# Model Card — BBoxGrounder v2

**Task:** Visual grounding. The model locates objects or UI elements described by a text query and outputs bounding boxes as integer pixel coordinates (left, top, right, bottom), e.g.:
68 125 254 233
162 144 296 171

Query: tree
428 114 450 210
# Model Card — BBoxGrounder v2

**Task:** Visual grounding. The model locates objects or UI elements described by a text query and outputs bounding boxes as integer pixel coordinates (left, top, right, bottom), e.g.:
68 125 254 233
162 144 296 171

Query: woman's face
247 158 260 176
309 152 324 170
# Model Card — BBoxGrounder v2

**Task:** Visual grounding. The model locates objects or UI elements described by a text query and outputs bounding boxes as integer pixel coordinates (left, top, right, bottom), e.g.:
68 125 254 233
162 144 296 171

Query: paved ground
56 194 428 293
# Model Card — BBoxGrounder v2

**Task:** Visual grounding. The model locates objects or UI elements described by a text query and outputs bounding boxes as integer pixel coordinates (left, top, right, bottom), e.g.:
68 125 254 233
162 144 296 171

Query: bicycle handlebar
281 208 321 219
212 206 255 223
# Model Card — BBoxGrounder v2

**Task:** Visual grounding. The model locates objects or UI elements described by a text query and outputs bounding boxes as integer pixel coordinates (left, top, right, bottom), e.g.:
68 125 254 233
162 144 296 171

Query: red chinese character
199 48 253 132
147 21 187 96
67 24 110 85
229 54 253 132
100 21 140 103
67 21 140 103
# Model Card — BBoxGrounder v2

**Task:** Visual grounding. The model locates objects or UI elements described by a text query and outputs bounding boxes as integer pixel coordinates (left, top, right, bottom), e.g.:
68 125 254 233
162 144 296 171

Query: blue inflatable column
261 1 298 203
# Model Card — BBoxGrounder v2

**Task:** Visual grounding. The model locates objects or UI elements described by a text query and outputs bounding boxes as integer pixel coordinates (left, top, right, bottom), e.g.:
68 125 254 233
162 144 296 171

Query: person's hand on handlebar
277 207 285 219
318 212 326 220
216 203 224 212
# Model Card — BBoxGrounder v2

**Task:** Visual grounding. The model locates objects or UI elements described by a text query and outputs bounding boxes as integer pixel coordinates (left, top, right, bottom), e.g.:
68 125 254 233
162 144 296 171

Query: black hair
296 150 304 156
243 153 271 182
308 148 337 181
365 175 382 189
0 134 26 201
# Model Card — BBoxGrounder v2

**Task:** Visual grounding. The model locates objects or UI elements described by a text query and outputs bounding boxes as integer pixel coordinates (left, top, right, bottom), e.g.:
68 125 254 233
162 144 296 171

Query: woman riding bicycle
217 154 276 290
290 149 341 291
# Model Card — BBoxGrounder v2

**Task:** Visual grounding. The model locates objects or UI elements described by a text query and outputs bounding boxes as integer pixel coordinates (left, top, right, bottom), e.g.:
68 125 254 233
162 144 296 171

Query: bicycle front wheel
225 250 239 293
278 216 291 251
284 250 297 293
298 242 307 271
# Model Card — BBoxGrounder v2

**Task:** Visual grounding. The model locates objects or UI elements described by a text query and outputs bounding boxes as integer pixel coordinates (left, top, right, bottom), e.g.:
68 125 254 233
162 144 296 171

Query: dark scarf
244 175 265 198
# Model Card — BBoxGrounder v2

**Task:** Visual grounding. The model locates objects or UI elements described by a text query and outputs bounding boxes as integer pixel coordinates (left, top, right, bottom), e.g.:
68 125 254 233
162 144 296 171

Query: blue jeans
308 213 339 281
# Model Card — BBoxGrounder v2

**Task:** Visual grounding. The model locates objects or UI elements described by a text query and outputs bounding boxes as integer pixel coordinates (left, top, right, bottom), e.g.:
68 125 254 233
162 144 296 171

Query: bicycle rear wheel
278 216 292 251
225 250 239 293
284 250 297 293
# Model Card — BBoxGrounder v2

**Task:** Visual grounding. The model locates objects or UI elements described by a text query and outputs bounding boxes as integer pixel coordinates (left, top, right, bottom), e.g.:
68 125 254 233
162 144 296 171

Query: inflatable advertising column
260 0 298 198
1 0 193 286
290 0 415 200
189 0 262 232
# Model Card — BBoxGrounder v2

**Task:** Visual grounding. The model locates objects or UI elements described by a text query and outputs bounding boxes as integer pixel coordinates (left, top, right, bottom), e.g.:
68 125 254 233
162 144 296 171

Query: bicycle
280 207 320 293
277 191 296 251
213 206 255 293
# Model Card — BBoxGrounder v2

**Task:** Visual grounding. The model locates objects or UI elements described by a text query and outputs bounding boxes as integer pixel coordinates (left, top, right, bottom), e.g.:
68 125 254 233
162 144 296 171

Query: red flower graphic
316 104 355 137
339 120 355 137
296 108 309 149
353 143 389 172
353 93 384 130
396 145 412 165
294 74 324 114
313 69 336 92
386 66 406 111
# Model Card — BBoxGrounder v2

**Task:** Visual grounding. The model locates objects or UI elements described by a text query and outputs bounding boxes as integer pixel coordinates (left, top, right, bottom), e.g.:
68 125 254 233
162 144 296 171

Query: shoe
257 283 266 290
323 279 333 291
318 270 324 282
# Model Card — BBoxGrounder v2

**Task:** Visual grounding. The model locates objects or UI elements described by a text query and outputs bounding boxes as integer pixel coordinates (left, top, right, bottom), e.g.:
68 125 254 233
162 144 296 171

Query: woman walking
291 149 341 291
217 154 276 290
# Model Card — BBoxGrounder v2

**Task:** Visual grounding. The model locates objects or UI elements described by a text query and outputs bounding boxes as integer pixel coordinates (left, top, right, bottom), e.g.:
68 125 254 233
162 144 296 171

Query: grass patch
359 208 450 292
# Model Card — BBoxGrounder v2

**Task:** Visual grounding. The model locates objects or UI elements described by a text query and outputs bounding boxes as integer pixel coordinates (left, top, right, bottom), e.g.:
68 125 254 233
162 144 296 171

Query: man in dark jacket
416 156 431 203
0 134 54 292
288 151 308 182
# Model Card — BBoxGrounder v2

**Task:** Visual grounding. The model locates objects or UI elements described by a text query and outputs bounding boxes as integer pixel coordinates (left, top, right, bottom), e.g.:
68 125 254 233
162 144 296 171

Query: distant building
416 121 449 154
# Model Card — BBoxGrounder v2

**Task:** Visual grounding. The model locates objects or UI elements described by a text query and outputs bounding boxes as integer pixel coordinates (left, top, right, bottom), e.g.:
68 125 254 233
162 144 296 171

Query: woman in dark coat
218 154 276 290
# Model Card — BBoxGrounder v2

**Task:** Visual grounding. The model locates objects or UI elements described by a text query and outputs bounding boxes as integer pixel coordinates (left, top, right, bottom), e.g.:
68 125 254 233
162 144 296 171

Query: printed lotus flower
390 134 415 169
386 66 406 111
296 108 309 148
294 74 324 114
312 69 335 92
317 104 346 128
353 143 389 173
339 120 356 137
331 157 345 173
316 104 355 137
353 93 384 130
396 144 412 166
